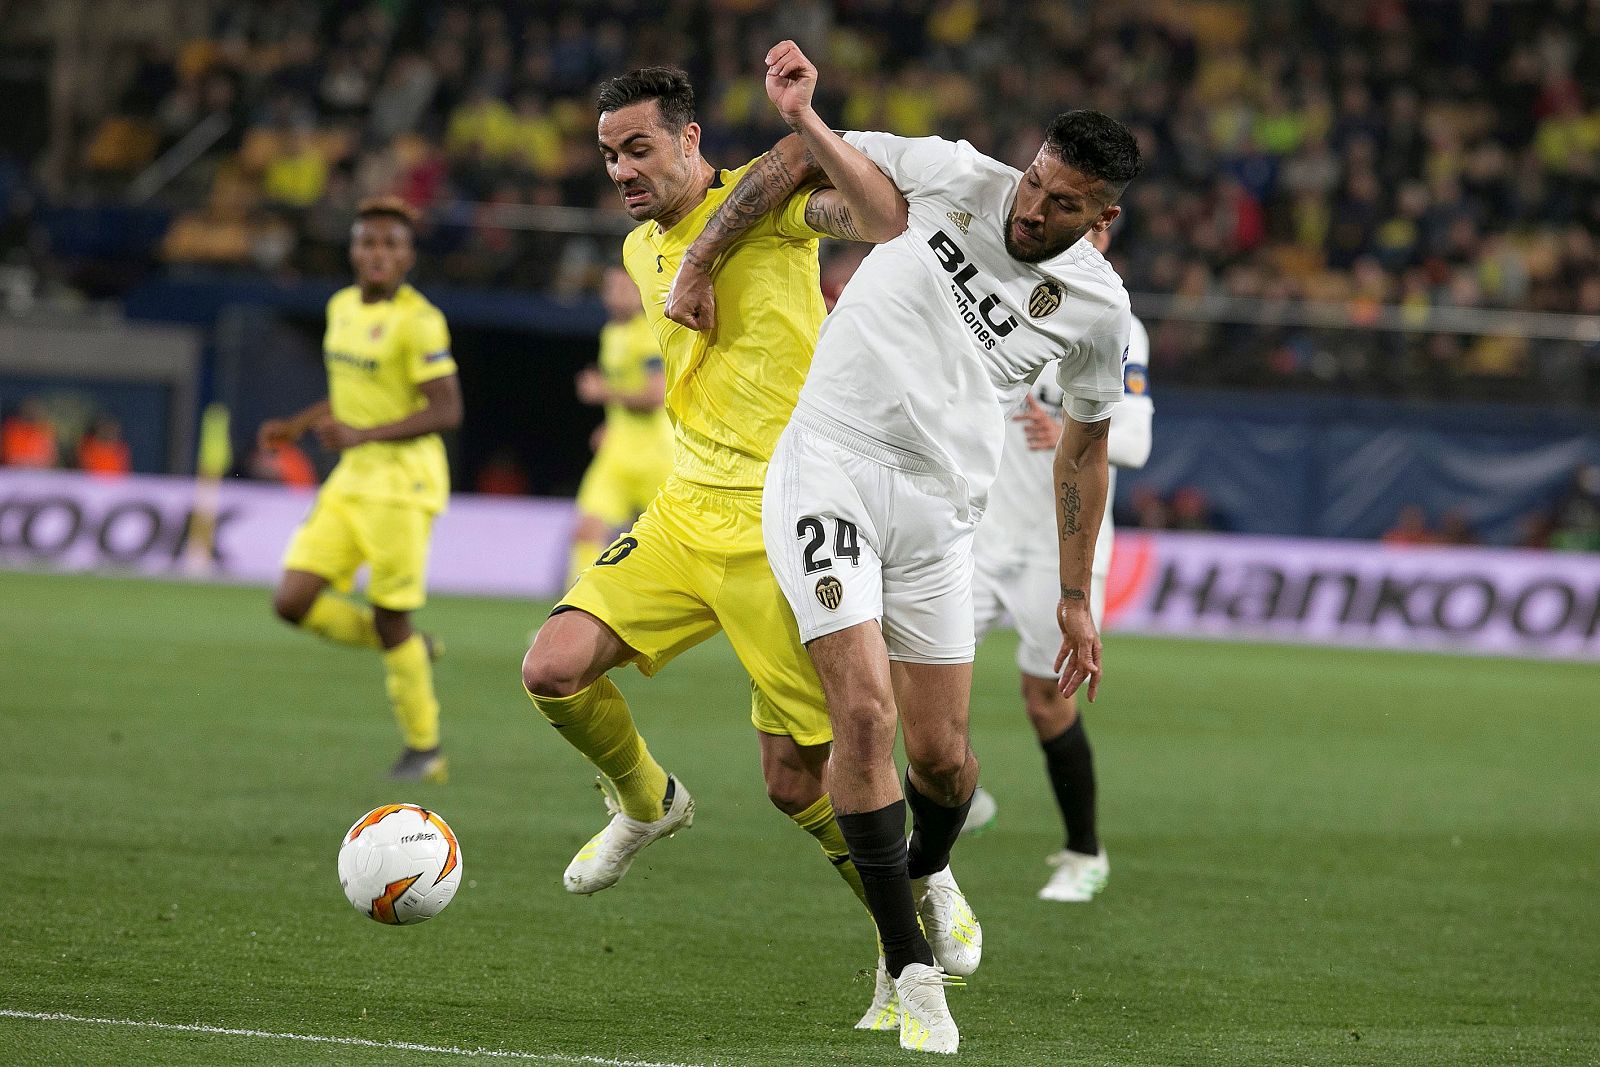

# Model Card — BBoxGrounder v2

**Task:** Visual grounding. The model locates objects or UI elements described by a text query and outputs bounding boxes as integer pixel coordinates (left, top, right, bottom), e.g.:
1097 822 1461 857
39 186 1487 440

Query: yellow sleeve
407 306 457 384
772 187 829 241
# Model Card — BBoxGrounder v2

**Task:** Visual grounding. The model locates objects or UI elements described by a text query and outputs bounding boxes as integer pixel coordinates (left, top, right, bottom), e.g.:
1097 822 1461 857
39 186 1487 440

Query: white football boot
957 786 997 837
563 776 694 894
855 956 902 1032
1038 848 1109 902
912 866 982 976
894 963 959 1054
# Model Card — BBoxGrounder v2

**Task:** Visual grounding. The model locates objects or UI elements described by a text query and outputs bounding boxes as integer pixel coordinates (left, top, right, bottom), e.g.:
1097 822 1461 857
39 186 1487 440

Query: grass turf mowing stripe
0 1010 713 1067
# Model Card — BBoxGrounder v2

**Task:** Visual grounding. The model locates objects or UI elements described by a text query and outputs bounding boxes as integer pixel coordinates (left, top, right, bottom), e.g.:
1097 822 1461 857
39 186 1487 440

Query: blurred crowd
10 2 1599 297
2 0 1598 397
0 397 131 479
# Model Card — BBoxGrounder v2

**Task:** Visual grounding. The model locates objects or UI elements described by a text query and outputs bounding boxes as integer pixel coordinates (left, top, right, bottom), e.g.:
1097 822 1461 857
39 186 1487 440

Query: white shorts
763 419 979 663
972 558 1107 679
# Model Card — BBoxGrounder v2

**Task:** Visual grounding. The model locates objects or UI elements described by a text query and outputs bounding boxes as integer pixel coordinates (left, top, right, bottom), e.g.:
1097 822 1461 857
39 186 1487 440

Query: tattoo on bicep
805 197 863 241
1060 482 1082 537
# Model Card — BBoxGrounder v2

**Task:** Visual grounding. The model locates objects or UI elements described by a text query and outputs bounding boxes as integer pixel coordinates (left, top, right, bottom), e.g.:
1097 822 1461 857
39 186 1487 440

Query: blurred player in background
672 41 1141 1053
261 196 463 783
568 265 672 584
520 70 910 1029
964 223 1154 903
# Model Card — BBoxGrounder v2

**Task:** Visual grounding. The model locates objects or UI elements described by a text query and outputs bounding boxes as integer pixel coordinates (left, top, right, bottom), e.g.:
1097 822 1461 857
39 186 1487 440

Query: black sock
905 773 973 881
835 802 934 979
1042 716 1098 855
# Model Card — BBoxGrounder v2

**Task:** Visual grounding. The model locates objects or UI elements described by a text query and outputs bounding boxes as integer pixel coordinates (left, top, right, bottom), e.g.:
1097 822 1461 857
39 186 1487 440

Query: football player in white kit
965 222 1154 904
667 42 1141 1054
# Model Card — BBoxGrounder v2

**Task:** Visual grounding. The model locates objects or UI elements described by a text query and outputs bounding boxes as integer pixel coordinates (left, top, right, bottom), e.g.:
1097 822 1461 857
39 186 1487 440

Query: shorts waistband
792 407 944 475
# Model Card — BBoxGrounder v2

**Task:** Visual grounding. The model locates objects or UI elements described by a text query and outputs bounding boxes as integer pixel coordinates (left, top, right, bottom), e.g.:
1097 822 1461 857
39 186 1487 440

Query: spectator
1 397 59 469
1550 463 1600 553
475 447 531 496
76 414 131 478
1383 505 1439 546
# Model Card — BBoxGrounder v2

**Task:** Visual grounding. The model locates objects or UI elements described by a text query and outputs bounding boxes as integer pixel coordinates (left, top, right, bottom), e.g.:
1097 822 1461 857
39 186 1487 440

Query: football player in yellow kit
568 266 673 584
518 71 904 1022
262 197 462 783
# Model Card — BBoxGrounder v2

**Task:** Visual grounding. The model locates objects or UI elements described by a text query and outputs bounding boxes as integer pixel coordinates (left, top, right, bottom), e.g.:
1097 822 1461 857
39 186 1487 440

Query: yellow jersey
320 283 458 514
622 158 827 489
597 313 673 456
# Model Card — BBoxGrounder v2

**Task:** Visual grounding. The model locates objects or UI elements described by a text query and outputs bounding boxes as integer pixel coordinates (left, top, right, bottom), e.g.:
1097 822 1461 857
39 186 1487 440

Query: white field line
0 1009 714 1066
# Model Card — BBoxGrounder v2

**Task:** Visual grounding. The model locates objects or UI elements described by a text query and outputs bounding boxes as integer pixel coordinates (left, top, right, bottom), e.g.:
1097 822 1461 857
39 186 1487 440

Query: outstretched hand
764 40 818 127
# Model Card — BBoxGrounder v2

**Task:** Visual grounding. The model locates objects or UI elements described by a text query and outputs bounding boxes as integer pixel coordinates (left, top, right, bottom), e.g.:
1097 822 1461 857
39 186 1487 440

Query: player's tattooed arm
666 134 820 330
1053 413 1111 699
683 135 820 273
802 190 867 242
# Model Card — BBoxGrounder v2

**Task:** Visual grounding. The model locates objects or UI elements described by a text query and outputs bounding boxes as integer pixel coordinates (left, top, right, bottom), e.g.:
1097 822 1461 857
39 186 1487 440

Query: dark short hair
1045 111 1143 197
354 195 419 233
595 67 695 132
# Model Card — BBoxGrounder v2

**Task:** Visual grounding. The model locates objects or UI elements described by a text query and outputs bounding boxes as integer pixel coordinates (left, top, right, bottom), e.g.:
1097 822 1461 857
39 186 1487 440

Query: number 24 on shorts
795 517 861 574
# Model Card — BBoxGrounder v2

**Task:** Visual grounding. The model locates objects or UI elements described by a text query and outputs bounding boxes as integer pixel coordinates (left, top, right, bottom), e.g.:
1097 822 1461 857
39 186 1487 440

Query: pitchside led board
2 468 1597 663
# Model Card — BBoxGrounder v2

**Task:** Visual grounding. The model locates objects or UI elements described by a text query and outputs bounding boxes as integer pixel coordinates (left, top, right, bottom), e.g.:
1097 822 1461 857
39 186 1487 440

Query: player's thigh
353 502 434 612
574 453 636 528
282 491 363 593
761 425 886 648
718 548 833 748
1002 564 1066 680
558 502 721 676
879 480 978 665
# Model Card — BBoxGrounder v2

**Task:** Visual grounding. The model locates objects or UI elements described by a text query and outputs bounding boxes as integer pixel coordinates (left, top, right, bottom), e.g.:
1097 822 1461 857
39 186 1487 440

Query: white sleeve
841 131 958 199
1107 316 1153 469
1056 303 1131 410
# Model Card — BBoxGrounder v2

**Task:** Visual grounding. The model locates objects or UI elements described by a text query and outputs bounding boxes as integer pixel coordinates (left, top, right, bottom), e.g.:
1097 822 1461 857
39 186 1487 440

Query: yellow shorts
574 439 673 528
283 491 435 612
558 476 831 747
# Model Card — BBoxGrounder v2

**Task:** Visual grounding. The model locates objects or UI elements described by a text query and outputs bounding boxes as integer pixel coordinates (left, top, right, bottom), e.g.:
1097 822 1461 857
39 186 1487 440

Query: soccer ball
338 804 462 925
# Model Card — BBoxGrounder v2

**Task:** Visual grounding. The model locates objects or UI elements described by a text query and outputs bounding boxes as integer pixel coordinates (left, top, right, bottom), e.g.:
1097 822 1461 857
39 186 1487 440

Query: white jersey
792 132 1131 513
976 316 1153 576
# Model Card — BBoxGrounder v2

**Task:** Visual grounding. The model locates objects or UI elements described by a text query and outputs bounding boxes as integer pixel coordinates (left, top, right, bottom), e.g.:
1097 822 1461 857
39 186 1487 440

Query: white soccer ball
338 804 462 925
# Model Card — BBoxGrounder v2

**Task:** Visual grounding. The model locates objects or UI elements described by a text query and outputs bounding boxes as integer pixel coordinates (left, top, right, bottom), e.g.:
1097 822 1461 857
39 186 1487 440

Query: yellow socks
528 676 668 821
792 793 870 914
568 540 605 587
300 593 381 650
383 633 440 750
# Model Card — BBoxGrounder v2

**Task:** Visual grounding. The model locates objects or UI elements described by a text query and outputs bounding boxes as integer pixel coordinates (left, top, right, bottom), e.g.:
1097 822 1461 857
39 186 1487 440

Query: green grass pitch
2 570 1597 1066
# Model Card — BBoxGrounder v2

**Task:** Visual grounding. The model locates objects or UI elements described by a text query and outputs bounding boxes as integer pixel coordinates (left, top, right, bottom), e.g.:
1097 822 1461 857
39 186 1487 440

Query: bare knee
1021 673 1076 740
273 588 311 625
827 689 898 767
521 643 587 698
905 739 974 799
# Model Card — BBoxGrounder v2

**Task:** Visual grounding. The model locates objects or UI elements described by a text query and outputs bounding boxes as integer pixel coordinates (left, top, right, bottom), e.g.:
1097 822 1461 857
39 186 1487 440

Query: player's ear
681 120 701 157
1093 204 1121 233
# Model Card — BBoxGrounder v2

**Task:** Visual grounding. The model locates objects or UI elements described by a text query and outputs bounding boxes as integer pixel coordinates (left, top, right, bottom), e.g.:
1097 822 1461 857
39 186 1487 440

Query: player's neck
358 281 404 303
653 159 717 232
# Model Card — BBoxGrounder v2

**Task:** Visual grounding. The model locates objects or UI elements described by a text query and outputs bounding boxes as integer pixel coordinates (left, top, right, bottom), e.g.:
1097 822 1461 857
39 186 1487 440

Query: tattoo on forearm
693 149 805 262
1060 482 1082 536
1061 586 1086 601
805 197 864 241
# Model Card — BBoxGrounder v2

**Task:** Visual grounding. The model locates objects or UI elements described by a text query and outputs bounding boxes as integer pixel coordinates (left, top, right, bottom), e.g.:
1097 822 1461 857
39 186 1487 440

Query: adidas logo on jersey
945 210 972 234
